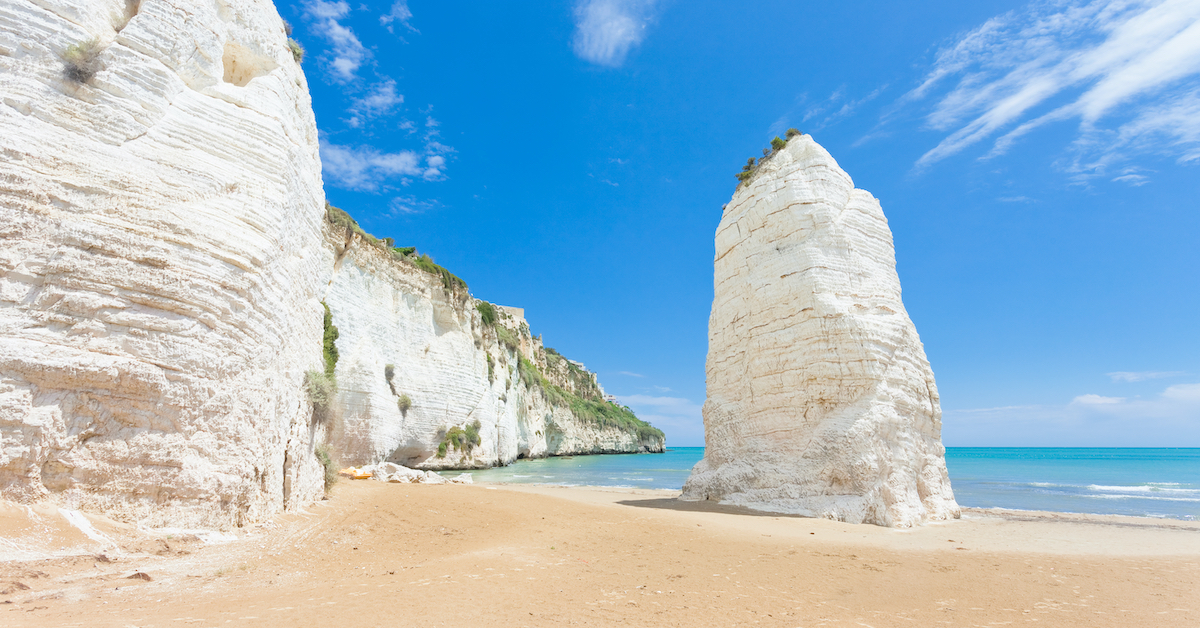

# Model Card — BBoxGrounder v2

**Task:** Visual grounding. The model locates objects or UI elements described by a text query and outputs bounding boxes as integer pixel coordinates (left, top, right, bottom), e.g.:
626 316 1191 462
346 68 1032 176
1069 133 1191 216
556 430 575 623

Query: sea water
445 447 1199 520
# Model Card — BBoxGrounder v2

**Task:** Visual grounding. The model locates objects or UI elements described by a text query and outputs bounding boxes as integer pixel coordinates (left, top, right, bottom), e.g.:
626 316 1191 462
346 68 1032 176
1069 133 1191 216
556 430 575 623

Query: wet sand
2 480 1197 627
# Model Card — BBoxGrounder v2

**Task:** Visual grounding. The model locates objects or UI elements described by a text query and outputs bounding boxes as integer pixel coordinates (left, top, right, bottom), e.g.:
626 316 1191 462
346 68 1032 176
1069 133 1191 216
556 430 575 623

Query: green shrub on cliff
288 38 305 63
384 363 397 395
516 356 662 443
326 203 378 245
496 325 520 353
315 444 337 493
62 38 104 83
305 370 336 407
397 394 412 414
326 203 470 293
321 302 339 376
409 253 467 291
437 420 482 457
734 131 800 188
476 302 497 326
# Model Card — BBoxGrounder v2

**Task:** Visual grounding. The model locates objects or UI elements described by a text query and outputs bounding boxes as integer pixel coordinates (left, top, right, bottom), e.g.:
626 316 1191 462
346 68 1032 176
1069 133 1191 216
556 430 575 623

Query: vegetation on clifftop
325 203 467 292
518 356 663 444
323 204 663 447
735 127 803 188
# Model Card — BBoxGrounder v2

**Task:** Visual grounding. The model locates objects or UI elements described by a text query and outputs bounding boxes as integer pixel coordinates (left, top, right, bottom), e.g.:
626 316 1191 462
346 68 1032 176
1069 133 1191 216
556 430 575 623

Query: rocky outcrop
320 217 665 471
0 0 661 530
0 0 327 529
681 135 959 527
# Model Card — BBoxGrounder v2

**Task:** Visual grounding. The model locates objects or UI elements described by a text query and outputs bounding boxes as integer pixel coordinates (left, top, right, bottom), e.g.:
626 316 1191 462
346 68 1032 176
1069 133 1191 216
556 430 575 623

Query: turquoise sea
448 447 1200 520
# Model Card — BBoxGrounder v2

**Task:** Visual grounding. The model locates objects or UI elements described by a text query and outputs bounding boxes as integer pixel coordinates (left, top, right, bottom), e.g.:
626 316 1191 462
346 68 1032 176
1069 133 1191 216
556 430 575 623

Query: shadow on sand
615 497 808 519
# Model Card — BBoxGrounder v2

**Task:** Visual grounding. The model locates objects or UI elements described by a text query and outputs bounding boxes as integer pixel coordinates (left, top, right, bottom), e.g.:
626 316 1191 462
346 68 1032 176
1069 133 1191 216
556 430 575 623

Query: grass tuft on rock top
734 129 803 189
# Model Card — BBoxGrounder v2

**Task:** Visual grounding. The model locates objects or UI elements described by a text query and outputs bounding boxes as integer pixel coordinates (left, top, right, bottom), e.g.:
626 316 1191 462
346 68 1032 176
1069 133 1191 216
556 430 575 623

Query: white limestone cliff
0 0 329 529
320 222 665 471
0 0 662 531
680 135 960 527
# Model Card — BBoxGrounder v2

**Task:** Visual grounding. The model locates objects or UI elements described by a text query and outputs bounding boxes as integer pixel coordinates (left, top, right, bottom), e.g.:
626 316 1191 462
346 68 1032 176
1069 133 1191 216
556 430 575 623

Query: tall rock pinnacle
681 135 960 527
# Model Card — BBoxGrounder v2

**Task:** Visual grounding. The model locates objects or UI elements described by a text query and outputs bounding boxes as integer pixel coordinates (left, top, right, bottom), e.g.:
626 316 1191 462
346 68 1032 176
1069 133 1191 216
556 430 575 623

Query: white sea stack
681 135 960 527
0 0 327 528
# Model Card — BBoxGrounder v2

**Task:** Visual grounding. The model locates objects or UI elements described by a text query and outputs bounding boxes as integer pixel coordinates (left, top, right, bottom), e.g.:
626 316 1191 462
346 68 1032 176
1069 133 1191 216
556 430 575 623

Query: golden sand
2 480 1197 627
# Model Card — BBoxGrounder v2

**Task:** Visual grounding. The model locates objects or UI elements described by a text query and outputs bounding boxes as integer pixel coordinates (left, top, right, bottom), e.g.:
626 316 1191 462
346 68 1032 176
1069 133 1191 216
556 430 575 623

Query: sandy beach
2 480 1197 627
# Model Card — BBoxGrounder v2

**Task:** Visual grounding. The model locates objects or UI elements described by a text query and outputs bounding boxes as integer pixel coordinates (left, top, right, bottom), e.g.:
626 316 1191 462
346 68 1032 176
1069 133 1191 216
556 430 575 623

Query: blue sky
286 0 1200 447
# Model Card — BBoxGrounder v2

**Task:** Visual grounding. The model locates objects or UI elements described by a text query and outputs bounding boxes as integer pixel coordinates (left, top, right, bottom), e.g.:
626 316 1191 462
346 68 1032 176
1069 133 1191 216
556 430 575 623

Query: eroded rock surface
0 0 327 529
681 135 959 527
321 229 665 470
0 0 661 530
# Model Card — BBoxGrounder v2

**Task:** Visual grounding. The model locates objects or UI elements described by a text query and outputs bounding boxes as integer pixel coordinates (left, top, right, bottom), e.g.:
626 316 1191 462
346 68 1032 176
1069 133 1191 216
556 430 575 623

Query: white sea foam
1082 494 1200 502
1087 484 1198 494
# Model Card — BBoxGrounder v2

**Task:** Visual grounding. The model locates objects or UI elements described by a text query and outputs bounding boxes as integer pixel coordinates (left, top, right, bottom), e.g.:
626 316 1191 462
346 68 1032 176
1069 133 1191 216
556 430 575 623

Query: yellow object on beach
339 467 373 480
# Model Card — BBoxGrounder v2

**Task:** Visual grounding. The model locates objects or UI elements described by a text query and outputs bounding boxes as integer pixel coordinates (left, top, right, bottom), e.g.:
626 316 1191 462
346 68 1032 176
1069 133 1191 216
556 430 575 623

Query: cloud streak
346 79 403 127
320 139 447 190
303 0 369 82
571 0 659 67
905 0 1200 179
944 381 1200 446
380 1 418 34
1108 370 1186 382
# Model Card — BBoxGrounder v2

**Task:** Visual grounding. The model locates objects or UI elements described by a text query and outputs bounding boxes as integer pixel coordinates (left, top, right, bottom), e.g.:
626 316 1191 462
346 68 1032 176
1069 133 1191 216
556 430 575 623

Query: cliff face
321 221 665 471
681 135 959 527
0 0 661 529
0 0 328 528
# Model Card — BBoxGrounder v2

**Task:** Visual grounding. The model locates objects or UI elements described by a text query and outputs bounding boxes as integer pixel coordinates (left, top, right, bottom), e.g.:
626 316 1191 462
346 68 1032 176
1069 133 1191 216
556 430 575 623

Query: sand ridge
1 481 1197 627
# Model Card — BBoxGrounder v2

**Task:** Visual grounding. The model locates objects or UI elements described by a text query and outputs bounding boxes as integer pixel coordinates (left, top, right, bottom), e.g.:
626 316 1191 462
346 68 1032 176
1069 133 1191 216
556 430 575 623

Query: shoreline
464 478 1200 526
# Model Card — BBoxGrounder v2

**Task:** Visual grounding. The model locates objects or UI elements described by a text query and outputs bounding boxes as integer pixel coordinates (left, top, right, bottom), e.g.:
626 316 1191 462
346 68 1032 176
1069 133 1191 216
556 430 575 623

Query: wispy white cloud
617 371 644 377
998 195 1037 203
346 79 403 127
303 0 369 82
388 195 438 215
801 86 886 132
571 0 659 67
319 139 425 190
380 1 418 34
1108 370 1186 382
905 0 1200 179
944 381 1200 446
1072 393 1126 405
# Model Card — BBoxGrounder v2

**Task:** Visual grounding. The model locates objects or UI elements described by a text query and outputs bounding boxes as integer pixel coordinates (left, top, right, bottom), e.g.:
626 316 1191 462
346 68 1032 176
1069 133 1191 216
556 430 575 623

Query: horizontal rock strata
321 221 664 471
0 0 661 529
0 0 327 529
